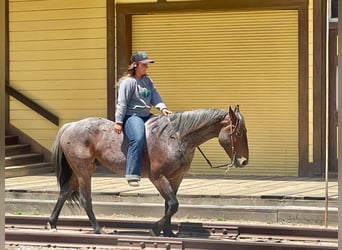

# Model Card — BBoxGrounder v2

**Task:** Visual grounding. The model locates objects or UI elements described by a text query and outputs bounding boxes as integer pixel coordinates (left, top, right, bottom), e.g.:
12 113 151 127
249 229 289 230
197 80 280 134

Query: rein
197 119 239 174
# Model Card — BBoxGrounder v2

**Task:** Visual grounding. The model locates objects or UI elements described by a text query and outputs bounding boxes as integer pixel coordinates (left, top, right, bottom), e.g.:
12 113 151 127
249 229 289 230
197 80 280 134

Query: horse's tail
51 123 80 206
52 123 71 188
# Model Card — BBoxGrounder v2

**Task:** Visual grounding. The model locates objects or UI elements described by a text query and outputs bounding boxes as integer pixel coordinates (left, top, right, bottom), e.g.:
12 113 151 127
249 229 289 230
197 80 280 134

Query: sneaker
127 180 140 187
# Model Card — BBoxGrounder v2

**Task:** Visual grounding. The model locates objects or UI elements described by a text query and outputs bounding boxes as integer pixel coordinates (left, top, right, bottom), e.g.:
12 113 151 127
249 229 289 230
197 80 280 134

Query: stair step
5 153 43 167
5 132 53 178
5 162 53 178
5 135 18 145
5 144 31 156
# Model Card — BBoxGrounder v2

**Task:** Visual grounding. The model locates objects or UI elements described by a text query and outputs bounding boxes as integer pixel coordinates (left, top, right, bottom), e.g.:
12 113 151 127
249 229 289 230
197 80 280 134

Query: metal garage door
132 10 299 176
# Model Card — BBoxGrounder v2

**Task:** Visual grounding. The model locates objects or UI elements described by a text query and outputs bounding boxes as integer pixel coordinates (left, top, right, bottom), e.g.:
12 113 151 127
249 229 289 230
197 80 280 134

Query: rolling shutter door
132 10 298 176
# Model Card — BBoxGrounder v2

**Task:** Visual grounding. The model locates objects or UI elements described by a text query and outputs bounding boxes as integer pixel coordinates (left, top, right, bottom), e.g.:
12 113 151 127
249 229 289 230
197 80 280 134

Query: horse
48 105 249 237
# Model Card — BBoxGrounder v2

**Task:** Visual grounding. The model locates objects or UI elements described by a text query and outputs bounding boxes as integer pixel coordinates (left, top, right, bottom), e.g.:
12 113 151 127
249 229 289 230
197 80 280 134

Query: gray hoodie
115 76 167 124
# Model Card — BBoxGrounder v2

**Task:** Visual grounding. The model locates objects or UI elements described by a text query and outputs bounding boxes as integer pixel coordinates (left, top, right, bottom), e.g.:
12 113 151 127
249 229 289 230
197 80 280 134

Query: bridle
197 116 240 174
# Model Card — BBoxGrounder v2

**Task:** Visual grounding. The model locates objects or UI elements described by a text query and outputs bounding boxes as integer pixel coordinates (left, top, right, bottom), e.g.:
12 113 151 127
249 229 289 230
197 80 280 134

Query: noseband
197 117 240 174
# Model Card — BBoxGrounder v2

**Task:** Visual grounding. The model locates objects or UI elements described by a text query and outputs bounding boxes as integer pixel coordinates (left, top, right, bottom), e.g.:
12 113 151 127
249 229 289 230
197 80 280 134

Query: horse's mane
147 108 228 138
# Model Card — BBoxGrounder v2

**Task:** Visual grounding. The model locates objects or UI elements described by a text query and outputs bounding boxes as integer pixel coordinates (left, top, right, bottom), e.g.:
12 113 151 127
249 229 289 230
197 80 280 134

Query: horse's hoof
163 230 178 237
46 222 57 232
94 226 106 234
149 228 161 236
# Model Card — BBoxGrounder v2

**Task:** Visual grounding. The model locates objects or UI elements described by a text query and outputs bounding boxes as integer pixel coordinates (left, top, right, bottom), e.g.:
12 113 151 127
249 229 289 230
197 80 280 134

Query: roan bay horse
48 105 249 237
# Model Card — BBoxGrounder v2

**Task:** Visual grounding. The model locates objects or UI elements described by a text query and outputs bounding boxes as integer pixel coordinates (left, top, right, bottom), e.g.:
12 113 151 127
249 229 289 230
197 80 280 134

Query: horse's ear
234 104 240 113
229 106 237 124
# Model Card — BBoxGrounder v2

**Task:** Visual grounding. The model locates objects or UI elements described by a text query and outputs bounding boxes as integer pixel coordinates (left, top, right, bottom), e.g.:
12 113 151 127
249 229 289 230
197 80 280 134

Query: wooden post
0 0 6 247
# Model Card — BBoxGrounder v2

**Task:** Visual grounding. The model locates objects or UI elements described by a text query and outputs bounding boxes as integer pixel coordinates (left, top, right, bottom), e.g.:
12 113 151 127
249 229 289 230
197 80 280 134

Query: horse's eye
236 129 242 137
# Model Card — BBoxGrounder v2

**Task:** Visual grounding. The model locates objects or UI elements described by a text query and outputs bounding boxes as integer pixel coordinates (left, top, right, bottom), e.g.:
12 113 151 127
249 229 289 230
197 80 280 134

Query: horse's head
218 105 249 169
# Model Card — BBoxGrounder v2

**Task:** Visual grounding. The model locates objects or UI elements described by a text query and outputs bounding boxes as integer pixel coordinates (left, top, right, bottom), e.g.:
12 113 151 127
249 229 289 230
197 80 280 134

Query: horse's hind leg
78 176 103 234
48 175 78 230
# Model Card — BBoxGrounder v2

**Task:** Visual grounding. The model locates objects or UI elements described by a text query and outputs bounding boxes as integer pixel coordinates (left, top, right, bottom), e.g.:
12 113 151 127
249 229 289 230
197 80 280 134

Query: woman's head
120 51 154 79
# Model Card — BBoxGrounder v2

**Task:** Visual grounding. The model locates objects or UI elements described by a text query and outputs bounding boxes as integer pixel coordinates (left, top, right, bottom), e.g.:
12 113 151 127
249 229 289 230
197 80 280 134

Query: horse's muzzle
236 157 248 168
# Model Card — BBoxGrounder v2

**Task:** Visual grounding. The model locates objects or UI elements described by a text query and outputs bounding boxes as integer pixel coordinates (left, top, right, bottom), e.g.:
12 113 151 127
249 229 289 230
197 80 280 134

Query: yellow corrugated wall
9 0 107 149
132 10 299 176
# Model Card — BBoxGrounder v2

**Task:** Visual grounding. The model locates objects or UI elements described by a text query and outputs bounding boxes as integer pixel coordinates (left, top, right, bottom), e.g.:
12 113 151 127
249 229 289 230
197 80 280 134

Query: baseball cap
130 51 154 64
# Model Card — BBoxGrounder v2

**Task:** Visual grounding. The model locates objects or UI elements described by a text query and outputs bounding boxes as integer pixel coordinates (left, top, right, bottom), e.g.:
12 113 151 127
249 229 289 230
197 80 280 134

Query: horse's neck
183 122 222 148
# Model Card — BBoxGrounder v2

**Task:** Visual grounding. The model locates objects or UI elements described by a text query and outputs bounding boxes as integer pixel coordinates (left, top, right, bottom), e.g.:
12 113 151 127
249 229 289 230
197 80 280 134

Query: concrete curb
5 198 338 227
5 189 338 207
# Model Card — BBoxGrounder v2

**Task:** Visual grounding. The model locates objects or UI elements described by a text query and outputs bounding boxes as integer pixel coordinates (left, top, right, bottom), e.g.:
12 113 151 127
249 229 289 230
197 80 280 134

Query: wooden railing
5 84 59 126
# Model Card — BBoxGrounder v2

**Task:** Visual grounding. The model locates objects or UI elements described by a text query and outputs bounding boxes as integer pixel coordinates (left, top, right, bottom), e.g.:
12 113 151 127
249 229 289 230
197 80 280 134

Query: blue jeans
123 115 150 180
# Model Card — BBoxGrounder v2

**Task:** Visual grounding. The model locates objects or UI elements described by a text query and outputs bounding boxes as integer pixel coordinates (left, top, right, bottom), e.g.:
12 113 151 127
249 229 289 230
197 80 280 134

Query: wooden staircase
5 134 53 178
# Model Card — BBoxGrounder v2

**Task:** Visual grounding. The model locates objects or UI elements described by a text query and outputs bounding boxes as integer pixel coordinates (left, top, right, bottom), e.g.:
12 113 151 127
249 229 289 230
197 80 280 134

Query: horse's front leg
150 175 179 237
162 199 179 237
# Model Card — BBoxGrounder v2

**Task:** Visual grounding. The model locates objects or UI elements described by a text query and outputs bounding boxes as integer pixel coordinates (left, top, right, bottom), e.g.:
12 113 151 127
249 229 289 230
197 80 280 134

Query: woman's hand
162 108 172 116
114 123 123 134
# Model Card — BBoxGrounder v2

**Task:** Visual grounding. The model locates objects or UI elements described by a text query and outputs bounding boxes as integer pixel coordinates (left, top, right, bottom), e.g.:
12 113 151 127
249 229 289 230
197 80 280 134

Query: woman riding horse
48 106 249 237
